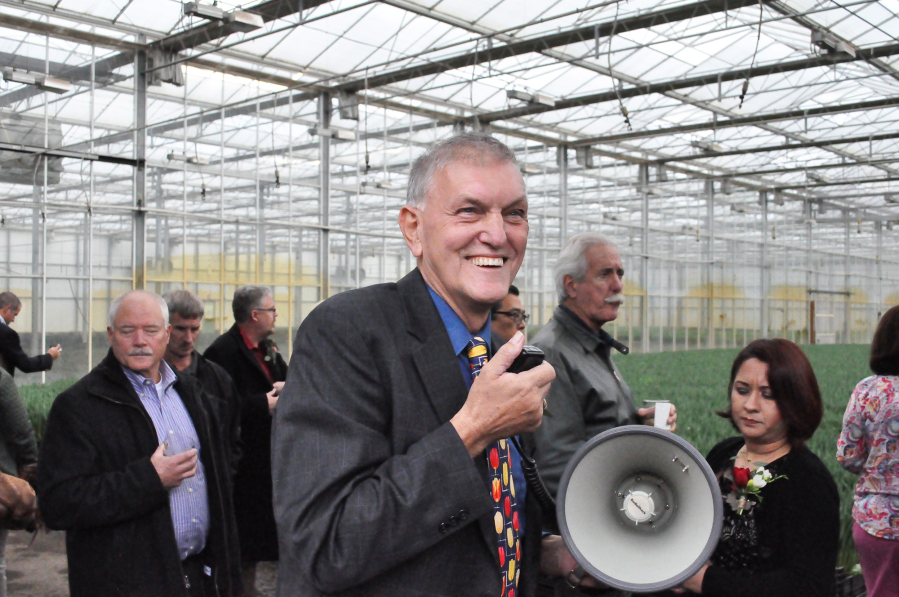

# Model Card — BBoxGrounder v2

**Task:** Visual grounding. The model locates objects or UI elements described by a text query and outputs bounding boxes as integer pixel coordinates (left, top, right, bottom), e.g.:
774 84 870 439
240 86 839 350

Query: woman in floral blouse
679 339 840 596
837 305 899 597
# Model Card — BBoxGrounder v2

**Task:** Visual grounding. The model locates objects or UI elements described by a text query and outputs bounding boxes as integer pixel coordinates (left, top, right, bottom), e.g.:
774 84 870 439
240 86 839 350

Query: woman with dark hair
837 305 899 597
679 338 840 596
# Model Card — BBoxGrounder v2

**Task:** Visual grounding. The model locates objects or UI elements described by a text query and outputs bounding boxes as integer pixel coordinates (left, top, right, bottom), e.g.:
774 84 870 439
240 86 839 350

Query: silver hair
406 131 520 208
232 285 272 323
162 289 205 320
553 232 618 302
108 290 170 327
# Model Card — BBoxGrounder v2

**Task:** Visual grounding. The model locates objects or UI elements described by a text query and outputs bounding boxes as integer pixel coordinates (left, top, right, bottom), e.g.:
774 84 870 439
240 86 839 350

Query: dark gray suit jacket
273 268 542 597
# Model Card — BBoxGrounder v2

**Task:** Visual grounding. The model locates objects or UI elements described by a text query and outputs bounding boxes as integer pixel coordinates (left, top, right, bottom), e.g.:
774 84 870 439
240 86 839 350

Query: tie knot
466 336 489 378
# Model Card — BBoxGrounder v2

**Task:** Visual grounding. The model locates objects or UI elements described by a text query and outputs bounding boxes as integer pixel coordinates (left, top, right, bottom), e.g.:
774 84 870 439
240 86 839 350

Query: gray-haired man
37 290 242 597
273 132 597 597
163 290 242 481
204 285 287 595
532 233 678 497
531 233 677 596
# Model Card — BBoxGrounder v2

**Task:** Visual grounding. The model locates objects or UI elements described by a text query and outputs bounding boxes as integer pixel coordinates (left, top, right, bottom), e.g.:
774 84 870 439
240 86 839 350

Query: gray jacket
531 306 639 498
0 368 38 477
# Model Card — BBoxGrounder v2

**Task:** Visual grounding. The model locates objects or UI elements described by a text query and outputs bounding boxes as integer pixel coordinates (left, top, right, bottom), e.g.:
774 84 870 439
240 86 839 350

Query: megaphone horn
556 426 723 593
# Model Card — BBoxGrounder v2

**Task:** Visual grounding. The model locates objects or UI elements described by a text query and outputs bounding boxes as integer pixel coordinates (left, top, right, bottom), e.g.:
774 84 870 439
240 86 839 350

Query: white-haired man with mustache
37 290 242 597
531 234 677 587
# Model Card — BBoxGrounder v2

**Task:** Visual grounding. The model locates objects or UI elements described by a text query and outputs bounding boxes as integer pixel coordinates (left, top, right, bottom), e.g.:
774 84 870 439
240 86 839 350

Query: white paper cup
652 401 671 430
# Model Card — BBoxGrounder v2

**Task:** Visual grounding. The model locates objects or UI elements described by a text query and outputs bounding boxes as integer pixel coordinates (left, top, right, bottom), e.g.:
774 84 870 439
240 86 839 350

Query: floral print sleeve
836 375 899 540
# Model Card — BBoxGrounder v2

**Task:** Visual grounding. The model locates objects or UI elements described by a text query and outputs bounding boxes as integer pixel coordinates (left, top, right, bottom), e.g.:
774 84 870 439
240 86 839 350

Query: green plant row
19 378 76 444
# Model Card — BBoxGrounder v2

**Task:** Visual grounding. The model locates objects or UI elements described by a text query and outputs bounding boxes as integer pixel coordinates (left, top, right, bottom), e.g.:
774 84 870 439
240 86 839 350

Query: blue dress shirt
427 286 527 536
123 361 209 560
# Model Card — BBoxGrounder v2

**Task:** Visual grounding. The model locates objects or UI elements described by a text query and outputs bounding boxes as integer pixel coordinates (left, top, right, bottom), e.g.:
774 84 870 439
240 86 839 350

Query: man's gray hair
108 290 169 327
407 131 520 208
163 289 205 320
0 291 21 311
232 285 272 323
554 232 617 302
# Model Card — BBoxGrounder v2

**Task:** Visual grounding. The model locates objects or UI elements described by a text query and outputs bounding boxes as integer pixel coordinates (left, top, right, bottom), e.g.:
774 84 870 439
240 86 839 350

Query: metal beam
701 157 899 179
578 97 899 145
0 12 138 51
776 176 897 191
0 50 133 107
338 0 759 93
767 0 899 85
661 130 899 162
319 91 331 300
0 0 329 108
154 0 331 53
476 43 899 125
133 43 148 290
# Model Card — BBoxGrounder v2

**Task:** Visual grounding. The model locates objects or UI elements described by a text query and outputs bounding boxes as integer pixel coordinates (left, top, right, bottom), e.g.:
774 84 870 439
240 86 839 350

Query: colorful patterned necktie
466 337 520 597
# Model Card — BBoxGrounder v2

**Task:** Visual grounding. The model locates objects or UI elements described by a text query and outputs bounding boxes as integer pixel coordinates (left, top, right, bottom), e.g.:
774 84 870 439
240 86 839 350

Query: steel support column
876 220 883 319
706 179 715 349
319 91 332 300
639 163 650 354
844 217 851 343
760 191 769 338
133 41 147 289
558 144 568 244
31 186 42 356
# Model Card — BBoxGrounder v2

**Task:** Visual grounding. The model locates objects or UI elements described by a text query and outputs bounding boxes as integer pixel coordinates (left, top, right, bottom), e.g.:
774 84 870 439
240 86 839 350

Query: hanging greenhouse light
3 70 71 94
506 89 555 107
183 3 263 31
308 126 357 141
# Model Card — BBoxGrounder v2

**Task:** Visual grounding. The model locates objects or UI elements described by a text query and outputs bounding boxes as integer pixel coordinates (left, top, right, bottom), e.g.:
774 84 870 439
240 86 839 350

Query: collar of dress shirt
426 286 491 357
122 358 178 392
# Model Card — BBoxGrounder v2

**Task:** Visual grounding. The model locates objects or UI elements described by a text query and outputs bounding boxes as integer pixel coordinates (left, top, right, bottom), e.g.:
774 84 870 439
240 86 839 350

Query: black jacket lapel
399 270 504 566
399 270 469 425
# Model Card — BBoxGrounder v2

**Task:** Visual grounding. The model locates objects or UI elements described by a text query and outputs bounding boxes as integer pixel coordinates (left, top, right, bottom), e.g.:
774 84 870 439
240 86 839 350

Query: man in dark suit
37 290 242 597
204 286 287 596
273 132 594 597
0 291 61 377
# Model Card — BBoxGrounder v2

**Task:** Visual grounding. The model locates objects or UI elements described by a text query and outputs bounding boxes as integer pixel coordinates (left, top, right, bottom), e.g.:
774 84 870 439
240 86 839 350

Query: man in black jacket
37 290 242 597
0 291 61 377
163 289 242 481
204 285 287 596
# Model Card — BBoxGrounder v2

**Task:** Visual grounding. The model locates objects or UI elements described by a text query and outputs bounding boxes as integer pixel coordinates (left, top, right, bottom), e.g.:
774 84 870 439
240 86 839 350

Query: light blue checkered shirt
123 361 209 560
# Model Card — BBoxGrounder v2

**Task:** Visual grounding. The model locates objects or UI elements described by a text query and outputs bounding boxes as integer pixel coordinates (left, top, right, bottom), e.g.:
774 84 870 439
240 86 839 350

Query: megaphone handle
509 436 557 528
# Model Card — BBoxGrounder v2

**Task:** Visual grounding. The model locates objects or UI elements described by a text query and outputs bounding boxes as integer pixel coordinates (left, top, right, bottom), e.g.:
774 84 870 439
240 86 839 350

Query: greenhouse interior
1 0 898 384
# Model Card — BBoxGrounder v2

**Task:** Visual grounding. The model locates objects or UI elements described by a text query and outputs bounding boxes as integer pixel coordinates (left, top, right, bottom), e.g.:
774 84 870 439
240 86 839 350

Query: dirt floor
5 530 277 596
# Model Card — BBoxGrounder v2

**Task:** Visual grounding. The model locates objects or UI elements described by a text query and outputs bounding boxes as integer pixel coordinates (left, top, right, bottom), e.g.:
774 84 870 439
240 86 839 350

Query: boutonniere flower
728 465 786 515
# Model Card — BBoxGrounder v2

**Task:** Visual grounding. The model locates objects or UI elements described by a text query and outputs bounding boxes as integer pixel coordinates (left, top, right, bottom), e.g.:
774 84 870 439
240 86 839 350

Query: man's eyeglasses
256 307 277 314
494 310 529 325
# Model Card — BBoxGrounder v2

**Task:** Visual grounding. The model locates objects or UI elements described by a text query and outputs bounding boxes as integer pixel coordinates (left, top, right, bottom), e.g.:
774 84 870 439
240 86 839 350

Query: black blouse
701 437 840 597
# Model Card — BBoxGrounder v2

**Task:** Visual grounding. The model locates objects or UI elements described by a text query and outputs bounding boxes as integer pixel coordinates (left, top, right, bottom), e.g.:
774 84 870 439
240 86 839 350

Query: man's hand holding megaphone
451 332 555 458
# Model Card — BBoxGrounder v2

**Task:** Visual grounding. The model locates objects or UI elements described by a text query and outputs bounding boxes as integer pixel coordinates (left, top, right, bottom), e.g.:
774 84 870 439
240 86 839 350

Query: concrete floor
6 530 68 597
5 530 277 596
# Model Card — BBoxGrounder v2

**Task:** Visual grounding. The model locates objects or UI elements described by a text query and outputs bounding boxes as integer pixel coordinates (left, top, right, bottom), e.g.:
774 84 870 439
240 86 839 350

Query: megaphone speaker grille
556 426 723 593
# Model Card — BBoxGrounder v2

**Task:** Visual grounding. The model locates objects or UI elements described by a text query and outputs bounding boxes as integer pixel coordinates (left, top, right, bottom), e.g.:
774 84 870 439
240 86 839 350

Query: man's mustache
127 349 155 357
605 293 625 305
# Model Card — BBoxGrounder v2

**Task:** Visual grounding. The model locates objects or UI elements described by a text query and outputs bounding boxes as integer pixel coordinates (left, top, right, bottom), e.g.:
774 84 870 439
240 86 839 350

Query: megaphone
556 426 723 593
